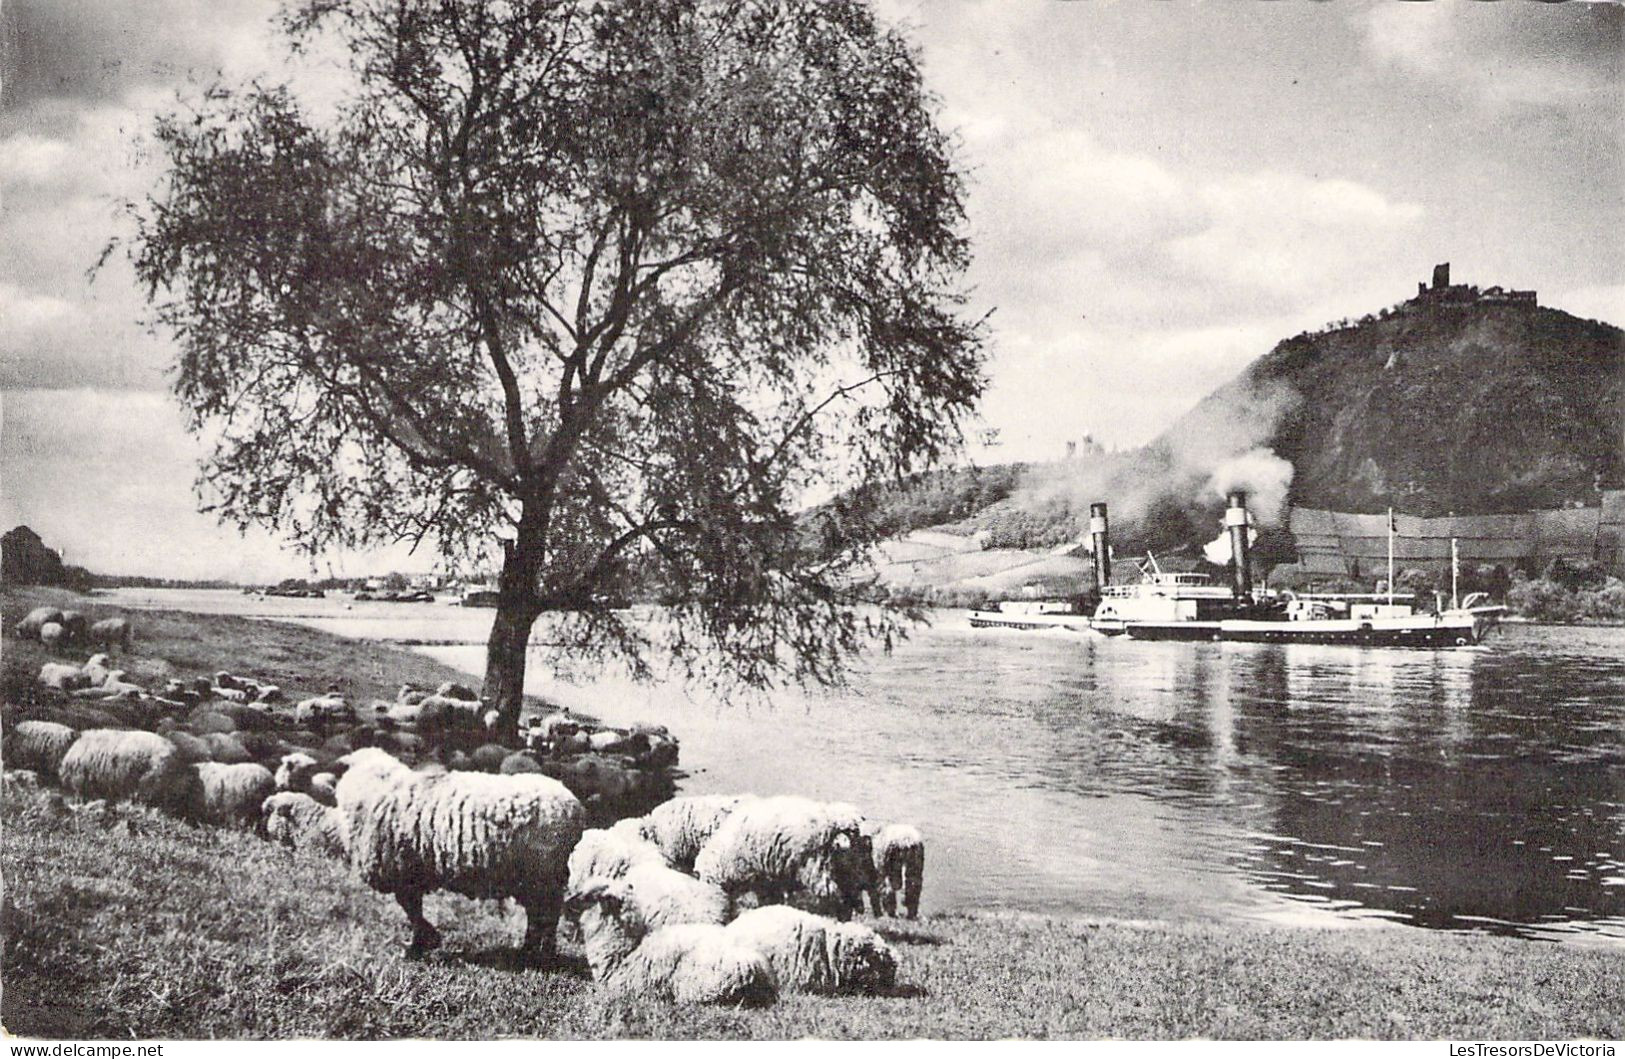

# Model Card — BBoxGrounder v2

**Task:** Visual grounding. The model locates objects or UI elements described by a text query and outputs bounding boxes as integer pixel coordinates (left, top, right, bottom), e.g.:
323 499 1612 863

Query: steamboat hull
1123 613 1499 647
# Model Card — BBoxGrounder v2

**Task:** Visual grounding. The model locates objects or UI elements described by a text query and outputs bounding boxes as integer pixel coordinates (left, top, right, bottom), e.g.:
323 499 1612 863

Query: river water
105 589 1625 946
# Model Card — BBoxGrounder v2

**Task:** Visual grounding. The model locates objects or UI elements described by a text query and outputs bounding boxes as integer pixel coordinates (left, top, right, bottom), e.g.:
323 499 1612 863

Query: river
103 588 1625 946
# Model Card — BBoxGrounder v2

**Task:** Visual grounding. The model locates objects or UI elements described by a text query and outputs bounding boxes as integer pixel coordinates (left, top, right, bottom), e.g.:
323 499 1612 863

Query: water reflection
104 590 1625 945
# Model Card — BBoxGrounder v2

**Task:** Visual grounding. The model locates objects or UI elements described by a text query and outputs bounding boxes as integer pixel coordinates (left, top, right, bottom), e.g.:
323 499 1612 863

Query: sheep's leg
881 864 903 918
396 890 441 958
902 852 923 920
519 890 563 964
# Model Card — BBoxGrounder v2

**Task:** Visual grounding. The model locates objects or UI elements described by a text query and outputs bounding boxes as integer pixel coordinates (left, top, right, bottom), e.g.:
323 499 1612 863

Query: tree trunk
484 540 541 743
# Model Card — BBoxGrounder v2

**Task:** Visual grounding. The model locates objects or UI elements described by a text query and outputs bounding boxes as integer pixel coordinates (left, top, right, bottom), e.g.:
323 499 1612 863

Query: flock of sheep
5 607 928 1007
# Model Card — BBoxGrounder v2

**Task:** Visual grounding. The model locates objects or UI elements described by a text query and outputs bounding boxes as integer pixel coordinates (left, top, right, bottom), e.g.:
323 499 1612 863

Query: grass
1 585 502 712
3 583 1623 1039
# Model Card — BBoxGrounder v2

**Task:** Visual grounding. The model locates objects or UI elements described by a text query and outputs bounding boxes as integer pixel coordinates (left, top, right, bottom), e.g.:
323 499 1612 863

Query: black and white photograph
1 0 1622 1043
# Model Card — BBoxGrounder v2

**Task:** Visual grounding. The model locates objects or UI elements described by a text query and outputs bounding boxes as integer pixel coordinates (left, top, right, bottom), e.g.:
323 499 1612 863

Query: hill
850 271 1624 595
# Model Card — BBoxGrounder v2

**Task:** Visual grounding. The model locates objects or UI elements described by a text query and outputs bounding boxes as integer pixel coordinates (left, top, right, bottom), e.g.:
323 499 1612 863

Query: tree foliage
121 0 984 714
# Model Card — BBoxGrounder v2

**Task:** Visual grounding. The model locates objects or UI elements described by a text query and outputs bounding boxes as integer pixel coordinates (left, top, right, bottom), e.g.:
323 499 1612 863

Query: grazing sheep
468 743 509 773
723 904 897 995
14 607 64 640
335 747 587 960
275 751 320 792
38 623 65 650
203 732 252 764
694 796 871 920
262 791 347 856
436 682 479 702
57 611 89 646
89 617 133 651
861 821 926 919
640 795 751 873
4 720 79 778
213 687 249 704
570 880 777 1006
58 729 195 812
500 751 545 775
38 662 90 691
191 761 276 825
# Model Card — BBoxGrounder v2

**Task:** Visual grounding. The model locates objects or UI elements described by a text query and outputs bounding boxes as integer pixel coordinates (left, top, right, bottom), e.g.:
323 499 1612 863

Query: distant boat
461 589 501 608
967 598 1093 631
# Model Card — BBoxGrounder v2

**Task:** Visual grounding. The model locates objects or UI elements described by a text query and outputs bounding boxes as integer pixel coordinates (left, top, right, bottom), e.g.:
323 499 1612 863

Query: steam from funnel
1089 502 1111 591
1225 491 1252 598
1207 448 1293 526
1202 521 1257 565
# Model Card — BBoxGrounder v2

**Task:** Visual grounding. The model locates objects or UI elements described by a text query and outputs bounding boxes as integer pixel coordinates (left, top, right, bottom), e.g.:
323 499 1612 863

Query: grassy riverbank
3 585 1623 1039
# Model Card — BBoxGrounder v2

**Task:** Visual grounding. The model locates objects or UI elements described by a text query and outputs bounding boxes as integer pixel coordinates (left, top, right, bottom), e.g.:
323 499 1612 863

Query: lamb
57 729 195 813
82 653 114 687
4 720 79 778
262 791 347 856
89 617 133 651
722 904 897 995
14 607 64 640
860 821 926 919
39 662 90 691
693 796 871 919
570 880 777 1006
638 794 751 872
191 762 276 826
38 623 66 650
335 747 587 960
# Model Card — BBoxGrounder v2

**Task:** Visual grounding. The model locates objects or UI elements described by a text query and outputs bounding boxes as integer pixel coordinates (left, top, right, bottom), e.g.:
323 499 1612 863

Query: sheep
569 879 777 1006
57 729 195 813
38 623 66 650
860 821 926 919
275 751 320 792
165 730 213 763
4 720 79 778
262 791 347 856
435 682 479 702
203 732 253 764
89 617 132 652
335 747 587 960
294 694 352 726
14 607 64 640
567 820 670 895
38 662 90 691
82 653 114 687
722 904 897 995
191 761 276 826
693 796 871 919
639 794 751 873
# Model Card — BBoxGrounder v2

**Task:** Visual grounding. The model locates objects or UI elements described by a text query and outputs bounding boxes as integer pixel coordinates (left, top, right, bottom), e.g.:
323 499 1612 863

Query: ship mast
1387 507 1396 607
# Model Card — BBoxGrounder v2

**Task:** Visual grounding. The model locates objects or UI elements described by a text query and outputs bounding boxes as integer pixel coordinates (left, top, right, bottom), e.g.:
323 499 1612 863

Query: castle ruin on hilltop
1410 262 1536 308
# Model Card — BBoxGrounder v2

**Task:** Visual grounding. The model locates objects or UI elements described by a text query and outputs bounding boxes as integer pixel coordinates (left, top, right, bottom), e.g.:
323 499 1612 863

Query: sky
2 0 1622 581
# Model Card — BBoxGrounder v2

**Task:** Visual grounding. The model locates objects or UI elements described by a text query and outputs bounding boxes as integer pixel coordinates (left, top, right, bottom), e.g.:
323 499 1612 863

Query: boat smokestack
1089 502 1111 592
1225 490 1252 600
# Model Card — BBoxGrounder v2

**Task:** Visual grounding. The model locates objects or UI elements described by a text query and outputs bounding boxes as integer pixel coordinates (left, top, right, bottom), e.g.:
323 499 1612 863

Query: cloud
1359 1 1622 109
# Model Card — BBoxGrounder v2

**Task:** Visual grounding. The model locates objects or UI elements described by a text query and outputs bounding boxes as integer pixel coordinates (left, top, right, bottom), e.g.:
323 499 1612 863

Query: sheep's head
568 879 648 978
275 752 319 792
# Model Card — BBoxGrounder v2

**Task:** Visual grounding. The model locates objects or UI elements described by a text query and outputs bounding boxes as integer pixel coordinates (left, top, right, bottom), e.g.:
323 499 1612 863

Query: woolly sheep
571 880 777 1006
191 711 236 735
38 623 65 650
693 796 870 919
500 752 545 775
860 821 926 919
262 791 347 856
38 662 88 691
640 794 751 873
275 751 320 792
723 904 897 995
4 720 79 778
166 731 213 763
89 617 132 651
567 819 670 895
191 761 276 825
436 682 478 702
335 747 587 960
58 729 195 812
14 607 64 640
295 694 352 725
203 732 252 764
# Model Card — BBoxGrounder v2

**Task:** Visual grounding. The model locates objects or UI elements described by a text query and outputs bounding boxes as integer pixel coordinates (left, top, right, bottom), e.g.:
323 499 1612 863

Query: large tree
123 0 984 731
